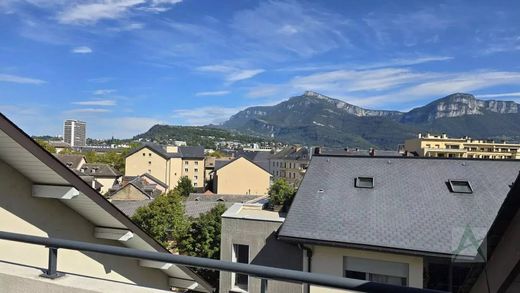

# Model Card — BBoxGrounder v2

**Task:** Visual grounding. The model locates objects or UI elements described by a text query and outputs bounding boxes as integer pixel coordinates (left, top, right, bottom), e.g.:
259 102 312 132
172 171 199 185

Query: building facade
212 157 272 195
219 203 302 293
125 144 205 190
269 146 310 187
404 133 520 159
63 119 86 147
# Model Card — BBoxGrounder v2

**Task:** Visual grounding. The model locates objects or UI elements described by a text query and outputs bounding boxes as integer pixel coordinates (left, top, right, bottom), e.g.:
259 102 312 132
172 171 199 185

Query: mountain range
220 91 520 149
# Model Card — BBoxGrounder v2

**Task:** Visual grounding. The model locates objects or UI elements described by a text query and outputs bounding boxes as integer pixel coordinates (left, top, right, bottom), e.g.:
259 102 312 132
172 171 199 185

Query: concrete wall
110 184 149 201
220 217 302 293
215 157 271 195
96 177 118 195
0 159 170 290
309 246 423 293
125 147 168 184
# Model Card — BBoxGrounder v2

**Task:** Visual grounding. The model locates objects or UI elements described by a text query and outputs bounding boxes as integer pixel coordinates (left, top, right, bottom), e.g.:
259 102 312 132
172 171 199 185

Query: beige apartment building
212 157 272 195
404 133 520 159
125 144 205 190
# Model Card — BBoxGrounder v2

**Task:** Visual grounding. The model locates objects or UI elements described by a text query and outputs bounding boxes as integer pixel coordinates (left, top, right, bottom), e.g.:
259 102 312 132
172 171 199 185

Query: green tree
268 178 296 207
36 139 56 154
132 191 189 249
175 176 195 197
207 150 225 158
179 204 227 287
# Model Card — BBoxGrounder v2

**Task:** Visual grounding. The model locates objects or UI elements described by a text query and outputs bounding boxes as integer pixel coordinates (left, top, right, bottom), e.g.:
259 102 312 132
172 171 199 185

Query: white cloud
0 73 46 85
195 90 230 96
72 46 92 54
172 106 242 125
72 99 116 106
230 0 349 57
476 92 520 98
196 64 264 82
93 89 116 95
91 116 165 138
57 0 182 25
64 108 112 114
88 77 113 83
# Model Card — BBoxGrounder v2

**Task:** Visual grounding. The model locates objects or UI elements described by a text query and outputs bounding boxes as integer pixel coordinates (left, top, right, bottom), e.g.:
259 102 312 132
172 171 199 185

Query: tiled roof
187 193 262 202
184 201 233 218
126 143 204 159
279 155 520 257
111 200 152 217
316 147 403 157
272 146 310 161
55 154 85 169
80 163 121 177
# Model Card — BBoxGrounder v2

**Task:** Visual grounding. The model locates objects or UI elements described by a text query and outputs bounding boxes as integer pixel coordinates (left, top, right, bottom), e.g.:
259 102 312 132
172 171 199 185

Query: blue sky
1 0 520 138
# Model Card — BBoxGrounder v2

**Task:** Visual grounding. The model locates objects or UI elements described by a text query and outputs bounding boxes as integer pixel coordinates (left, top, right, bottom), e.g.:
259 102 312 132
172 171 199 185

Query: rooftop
279 155 520 257
80 163 121 177
222 203 285 222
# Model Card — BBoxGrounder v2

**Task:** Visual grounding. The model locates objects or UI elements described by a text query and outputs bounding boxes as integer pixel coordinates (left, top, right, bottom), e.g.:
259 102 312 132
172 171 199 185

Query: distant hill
221 91 520 149
133 125 273 148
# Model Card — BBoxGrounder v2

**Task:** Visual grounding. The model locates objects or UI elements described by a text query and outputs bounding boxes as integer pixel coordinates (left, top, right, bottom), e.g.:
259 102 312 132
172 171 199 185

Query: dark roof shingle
279 156 520 257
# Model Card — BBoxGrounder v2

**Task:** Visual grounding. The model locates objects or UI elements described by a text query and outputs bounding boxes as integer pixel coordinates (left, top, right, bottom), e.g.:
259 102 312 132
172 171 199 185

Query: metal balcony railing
0 231 446 293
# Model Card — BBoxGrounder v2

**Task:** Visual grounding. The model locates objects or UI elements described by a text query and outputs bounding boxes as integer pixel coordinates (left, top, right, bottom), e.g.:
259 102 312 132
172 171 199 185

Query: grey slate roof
126 143 204 159
272 146 310 161
187 193 262 202
317 147 403 157
80 163 121 177
55 154 85 169
278 155 520 257
111 200 152 217
184 201 234 218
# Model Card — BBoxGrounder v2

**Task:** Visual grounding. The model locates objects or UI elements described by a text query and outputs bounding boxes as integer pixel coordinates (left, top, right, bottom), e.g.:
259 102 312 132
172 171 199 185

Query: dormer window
449 180 473 194
355 177 374 189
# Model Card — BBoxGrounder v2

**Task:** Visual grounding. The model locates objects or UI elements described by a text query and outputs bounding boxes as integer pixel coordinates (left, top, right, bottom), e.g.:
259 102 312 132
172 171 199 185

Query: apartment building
269 145 310 187
125 144 205 190
219 203 302 293
0 113 212 292
212 157 271 195
63 119 86 147
405 133 520 159
220 154 520 292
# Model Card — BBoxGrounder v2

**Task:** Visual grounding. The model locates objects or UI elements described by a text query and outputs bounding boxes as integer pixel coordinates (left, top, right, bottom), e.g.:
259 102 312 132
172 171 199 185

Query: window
184 161 189 165
195 161 198 165
355 177 374 188
344 256 408 286
184 168 188 172
194 176 198 180
149 153 152 156
148 161 151 165
232 244 249 290
194 182 198 187
194 168 198 173
142 153 145 156
449 180 473 194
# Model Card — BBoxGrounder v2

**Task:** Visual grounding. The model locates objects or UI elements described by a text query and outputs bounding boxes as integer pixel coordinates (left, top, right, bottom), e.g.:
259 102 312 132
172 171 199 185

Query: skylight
449 180 473 194
355 177 374 189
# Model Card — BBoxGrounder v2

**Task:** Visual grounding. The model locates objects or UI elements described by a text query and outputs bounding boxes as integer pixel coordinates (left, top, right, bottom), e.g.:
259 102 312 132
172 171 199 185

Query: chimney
314 147 321 155
442 133 447 139
369 148 375 157
166 145 178 153
418 133 422 138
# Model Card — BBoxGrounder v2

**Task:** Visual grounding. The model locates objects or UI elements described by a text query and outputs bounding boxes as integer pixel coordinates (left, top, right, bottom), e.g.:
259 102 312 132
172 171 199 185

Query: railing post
260 278 267 293
40 247 63 279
